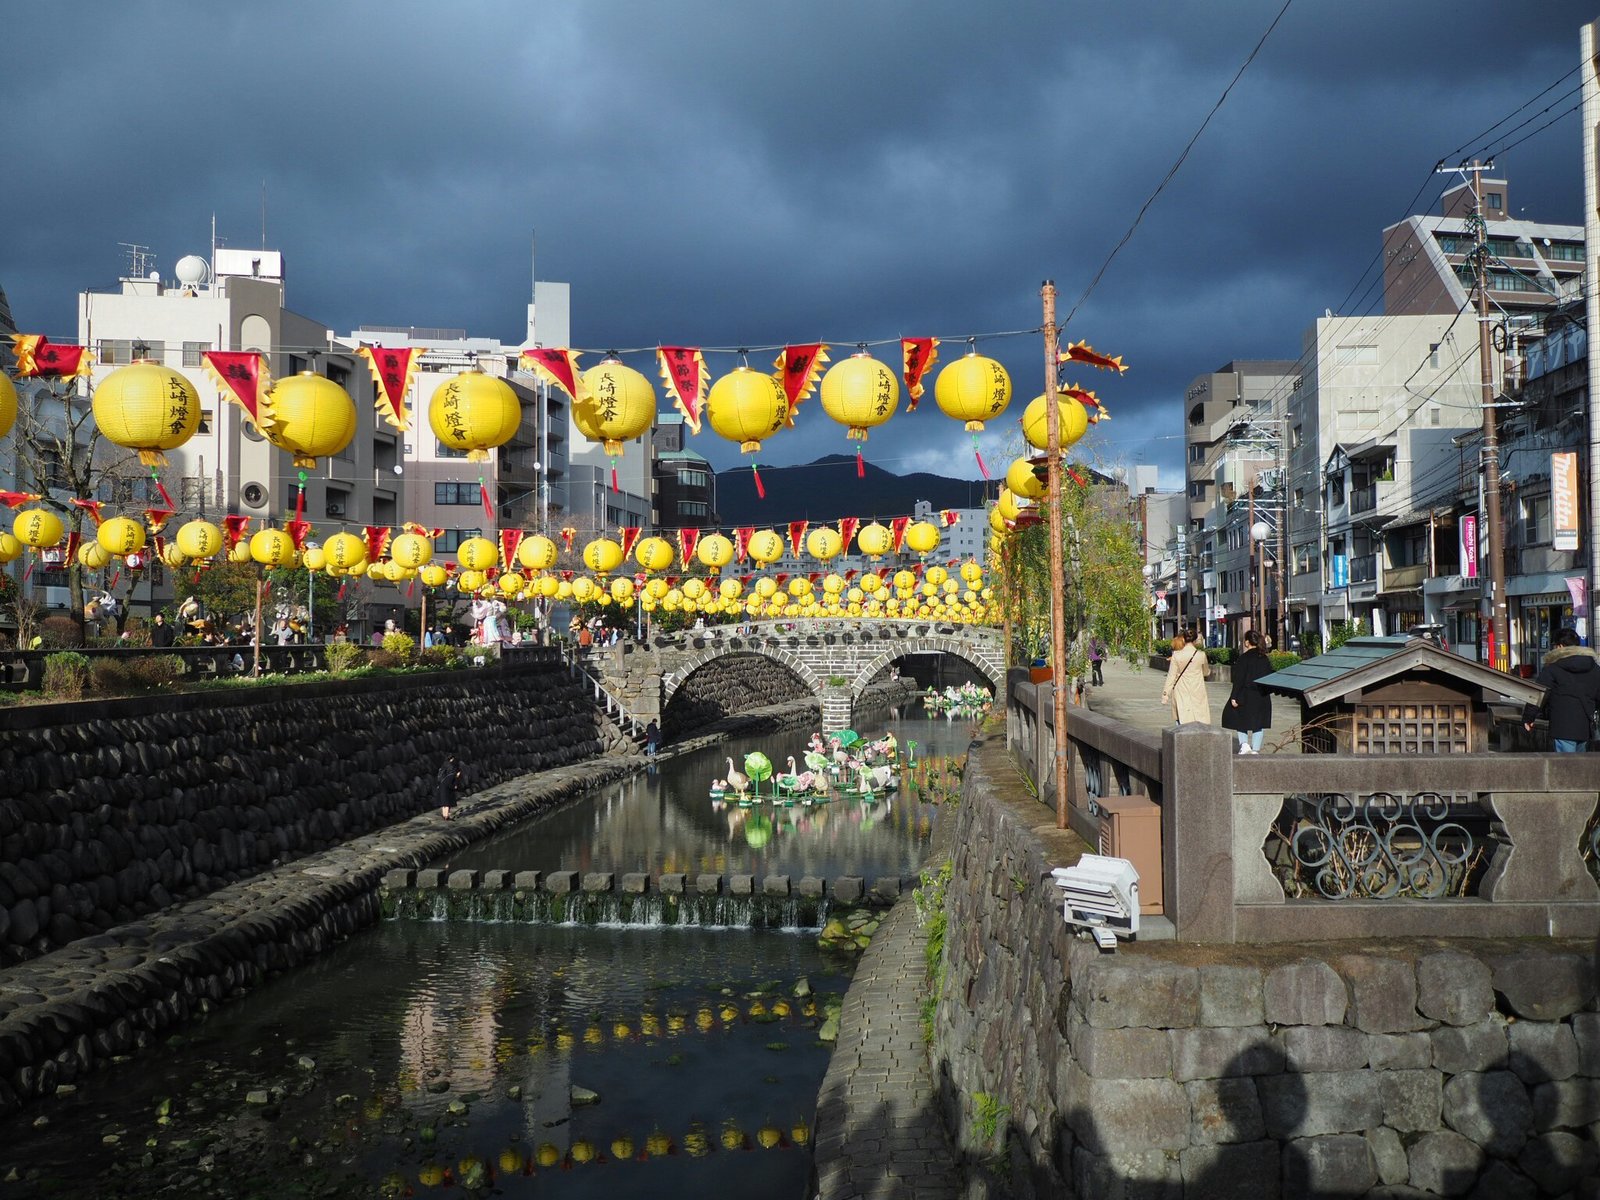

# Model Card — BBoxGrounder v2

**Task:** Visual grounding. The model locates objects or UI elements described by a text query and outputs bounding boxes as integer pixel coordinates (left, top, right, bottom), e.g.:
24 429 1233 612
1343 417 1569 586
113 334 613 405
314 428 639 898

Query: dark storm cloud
5 0 1596 486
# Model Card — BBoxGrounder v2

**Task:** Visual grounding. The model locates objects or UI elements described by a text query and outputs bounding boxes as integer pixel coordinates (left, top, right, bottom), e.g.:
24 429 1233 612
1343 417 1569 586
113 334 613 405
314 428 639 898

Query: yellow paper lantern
575 359 656 456
788 577 812 597
696 533 734 572
160 544 188 569
229 539 253 563
348 558 369 577
747 529 784 565
857 522 892 559
535 574 559 597
806 527 842 562
645 577 669 599
249 528 295 567
634 536 674 573
961 560 983 584
0 532 22 563
682 577 707 601
934 351 1012 432
323 532 368 571
427 369 521 463
91 360 201 466
301 546 326 571
517 534 558 571
457 536 498 572
1006 456 1045 501
610 576 635 603
860 573 882 594
97 516 147 557
997 488 1024 522
719 577 742 600
989 505 1008 534
391 532 433 569
905 521 940 555
260 372 357 468
175 520 223 560
706 366 788 453
13 508 63 549
1021 390 1090 452
819 352 898 441
582 537 624 574
571 577 599 603
0 371 15 440
420 563 448 587
822 573 845 595
498 572 522 596
893 568 916 591
755 576 778 599
77 539 112 569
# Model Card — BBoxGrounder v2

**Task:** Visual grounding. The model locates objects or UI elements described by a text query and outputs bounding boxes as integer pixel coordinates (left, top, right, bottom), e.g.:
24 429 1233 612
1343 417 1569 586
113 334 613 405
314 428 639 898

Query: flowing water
0 710 976 1199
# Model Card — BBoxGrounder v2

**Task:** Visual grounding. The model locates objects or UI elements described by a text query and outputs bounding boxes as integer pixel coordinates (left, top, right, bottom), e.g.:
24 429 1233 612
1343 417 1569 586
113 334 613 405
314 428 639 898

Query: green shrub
418 646 458 669
367 649 403 670
381 631 416 659
89 658 133 694
42 652 91 699
324 642 364 674
127 654 185 689
1268 650 1301 672
1205 647 1234 666
40 615 81 649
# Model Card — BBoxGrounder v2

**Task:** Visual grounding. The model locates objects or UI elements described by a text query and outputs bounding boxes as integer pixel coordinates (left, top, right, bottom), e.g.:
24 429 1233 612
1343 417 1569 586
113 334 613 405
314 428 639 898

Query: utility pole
1041 281 1070 831
1452 160 1511 669
1249 486 1259 636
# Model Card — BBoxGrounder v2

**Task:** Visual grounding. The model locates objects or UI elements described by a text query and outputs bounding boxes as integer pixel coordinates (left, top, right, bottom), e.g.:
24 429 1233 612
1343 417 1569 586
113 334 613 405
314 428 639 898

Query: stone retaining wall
660 652 816 739
931 730 1600 1198
0 662 605 966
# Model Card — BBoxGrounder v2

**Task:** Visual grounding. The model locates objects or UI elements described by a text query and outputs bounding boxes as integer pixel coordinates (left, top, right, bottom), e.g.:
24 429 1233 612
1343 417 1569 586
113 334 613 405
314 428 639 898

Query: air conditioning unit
1091 794 1164 914
326 502 346 518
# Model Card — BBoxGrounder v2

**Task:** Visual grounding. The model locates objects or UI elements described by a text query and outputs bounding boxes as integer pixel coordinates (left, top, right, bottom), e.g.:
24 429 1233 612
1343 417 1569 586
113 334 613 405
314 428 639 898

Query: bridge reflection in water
438 715 977 883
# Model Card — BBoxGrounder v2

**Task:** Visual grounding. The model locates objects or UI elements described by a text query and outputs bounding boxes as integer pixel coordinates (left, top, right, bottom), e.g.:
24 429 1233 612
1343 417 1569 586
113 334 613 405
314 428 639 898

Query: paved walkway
1084 655 1303 752
812 898 960 1200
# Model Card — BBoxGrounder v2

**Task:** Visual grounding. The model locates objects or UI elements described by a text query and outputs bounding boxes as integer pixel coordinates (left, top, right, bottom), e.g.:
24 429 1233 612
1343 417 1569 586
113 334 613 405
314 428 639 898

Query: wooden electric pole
1042 282 1070 829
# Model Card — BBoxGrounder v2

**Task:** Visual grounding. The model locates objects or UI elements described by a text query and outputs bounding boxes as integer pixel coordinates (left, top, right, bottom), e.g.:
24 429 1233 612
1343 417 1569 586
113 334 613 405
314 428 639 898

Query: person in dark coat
1222 630 1273 754
644 720 660 757
435 754 464 820
149 613 175 648
1522 629 1600 752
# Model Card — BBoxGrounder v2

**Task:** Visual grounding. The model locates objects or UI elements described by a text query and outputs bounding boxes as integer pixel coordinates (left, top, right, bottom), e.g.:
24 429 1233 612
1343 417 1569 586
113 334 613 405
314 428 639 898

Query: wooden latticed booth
1257 635 1543 754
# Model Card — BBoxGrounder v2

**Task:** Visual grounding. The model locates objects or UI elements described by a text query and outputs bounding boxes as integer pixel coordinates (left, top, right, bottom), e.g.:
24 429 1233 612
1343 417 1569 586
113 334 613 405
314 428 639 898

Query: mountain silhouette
715 455 998 524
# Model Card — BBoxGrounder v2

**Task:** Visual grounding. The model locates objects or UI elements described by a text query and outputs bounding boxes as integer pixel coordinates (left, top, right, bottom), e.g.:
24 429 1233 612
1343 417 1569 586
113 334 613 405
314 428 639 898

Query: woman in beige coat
1160 628 1212 725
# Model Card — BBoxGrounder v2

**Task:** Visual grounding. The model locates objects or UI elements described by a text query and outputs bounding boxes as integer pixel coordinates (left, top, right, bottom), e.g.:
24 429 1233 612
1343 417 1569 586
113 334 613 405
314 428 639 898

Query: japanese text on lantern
168 376 189 434
874 373 892 416
443 382 466 441
988 361 1007 413
598 375 618 421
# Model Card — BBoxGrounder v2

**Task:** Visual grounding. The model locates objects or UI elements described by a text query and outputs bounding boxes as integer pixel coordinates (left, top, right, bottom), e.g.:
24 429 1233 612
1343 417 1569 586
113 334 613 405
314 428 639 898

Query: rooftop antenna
118 242 154 279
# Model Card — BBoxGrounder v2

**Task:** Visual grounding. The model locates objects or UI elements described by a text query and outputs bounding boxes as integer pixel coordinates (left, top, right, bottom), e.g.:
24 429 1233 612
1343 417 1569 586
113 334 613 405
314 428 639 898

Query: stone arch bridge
586 619 1004 731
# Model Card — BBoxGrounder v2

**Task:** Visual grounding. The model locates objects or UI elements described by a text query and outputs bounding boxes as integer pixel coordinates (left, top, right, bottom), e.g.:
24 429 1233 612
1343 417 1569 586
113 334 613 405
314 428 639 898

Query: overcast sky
5 1 1595 489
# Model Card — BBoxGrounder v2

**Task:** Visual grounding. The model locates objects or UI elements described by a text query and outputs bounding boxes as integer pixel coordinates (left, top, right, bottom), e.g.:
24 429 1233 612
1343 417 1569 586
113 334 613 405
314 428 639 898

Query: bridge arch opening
660 652 818 739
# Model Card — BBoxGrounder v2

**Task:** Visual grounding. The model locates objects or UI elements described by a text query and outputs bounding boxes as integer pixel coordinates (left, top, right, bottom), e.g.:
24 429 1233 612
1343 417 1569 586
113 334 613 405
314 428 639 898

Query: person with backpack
1522 629 1600 752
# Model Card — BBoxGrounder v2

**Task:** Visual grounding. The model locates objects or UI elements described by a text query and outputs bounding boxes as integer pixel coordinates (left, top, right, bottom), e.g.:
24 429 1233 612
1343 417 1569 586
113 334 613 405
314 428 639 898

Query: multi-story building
651 414 718 530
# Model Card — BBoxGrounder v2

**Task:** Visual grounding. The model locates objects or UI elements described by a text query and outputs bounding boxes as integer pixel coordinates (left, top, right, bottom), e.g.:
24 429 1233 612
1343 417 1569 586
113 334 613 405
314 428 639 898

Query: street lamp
1250 520 1270 645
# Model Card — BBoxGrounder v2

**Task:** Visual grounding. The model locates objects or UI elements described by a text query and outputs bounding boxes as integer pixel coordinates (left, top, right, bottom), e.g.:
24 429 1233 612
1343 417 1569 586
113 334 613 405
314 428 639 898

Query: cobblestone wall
659 653 815 739
932 731 1600 1198
0 664 603 967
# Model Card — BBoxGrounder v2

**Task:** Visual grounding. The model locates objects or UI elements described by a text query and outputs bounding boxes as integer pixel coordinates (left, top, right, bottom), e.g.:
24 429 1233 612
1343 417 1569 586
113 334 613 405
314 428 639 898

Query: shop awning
1508 572 1578 597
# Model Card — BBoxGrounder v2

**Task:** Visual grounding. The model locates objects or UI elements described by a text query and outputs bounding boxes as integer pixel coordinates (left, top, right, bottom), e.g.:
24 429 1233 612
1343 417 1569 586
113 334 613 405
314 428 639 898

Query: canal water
0 710 977 1199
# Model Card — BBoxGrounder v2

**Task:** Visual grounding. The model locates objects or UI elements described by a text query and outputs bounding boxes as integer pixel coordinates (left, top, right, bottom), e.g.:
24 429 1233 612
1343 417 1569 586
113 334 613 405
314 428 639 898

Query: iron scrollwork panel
1268 791 1490 900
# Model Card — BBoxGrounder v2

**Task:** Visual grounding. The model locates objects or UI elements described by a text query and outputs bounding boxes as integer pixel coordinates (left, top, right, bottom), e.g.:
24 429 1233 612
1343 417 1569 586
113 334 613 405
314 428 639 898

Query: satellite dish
174 255 210 286
147 270 160 281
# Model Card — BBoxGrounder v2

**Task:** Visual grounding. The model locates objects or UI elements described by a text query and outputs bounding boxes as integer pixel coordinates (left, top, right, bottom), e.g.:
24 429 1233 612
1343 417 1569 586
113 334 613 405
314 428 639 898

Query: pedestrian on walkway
1522 629 1600 752
1088 636 1105 687
435 754 464 820
1160 627 1211 726
644 719 660 757
1223 630 1273 753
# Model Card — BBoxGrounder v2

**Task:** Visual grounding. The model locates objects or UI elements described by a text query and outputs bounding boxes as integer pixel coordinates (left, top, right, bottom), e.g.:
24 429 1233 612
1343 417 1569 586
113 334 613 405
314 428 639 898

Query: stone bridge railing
1007 669 1600 943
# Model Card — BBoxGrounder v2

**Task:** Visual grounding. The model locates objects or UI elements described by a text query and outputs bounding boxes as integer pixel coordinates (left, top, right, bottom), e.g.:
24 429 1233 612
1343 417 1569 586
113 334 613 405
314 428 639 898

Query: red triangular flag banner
363 526 393 564
519 348 587 402
222 515 252 549
901 338 939 410
11 335 92 379
618 526 642 560
202 351 271 427
498 528 525 570
285 520 313 551
890 516 910 554
772 344 829 425
837 517 860 550
356 345 422 432
656 347 706 434
143 507 175 536
735 527 755 562
70 498 105 526
1059 340 1128 374
0 491 42 509
559 526 577 552
677 527 700 568
939 509 959 528
787 521 809 559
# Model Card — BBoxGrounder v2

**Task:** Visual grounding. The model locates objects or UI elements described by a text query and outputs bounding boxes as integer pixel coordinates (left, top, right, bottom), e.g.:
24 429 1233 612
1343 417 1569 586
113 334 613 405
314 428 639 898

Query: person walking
149 612 175 648
1223 630 1273 753
1088 636 1106 687
435 754 464 820
644 719 660 757
1160 627 1212 726
1522 629 1600 752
